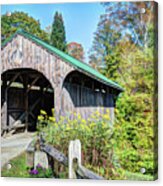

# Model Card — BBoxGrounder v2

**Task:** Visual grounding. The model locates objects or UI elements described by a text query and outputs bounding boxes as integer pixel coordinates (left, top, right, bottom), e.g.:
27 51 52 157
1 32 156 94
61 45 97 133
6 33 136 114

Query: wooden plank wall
1 34 74 89
1 34 74 122
61 82 115 122
1 34 116 128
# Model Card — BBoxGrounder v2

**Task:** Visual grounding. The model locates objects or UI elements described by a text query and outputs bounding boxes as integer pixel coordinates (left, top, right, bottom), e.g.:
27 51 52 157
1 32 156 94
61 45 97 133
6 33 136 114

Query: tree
88 16 121 70
102 1 157 48
67 42 85 61
89 1 158 176
1 11 49 43
45 25 52 41
113 45 156 174
89 1 157 71
50 12 66 52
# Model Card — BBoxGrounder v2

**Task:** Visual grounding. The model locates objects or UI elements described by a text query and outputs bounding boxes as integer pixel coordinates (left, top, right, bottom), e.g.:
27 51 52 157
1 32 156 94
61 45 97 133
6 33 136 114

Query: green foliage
67 42 85 61
1 153 53 178
89 18 121 69
29 165 53 178
1 11 49 43
1 153 29 178
102 1 156 48
50 11 67 52
112 47 157 176
125 171 155 181
37 109 125 179
89 1 157 178
1 151 154 180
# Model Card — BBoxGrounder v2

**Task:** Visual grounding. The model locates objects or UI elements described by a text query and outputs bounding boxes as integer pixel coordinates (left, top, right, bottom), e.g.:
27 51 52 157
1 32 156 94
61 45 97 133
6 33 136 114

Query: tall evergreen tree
50 12 66 52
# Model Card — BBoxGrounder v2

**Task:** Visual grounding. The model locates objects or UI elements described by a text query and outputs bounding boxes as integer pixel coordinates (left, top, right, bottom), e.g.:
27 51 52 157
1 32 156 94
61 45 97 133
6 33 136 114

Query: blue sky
1 3 105 62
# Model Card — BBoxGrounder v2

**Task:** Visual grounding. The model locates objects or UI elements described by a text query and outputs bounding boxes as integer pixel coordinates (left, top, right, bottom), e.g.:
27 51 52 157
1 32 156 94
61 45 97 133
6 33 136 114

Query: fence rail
41 144 68 166
76 165 104 179
26 134 104 179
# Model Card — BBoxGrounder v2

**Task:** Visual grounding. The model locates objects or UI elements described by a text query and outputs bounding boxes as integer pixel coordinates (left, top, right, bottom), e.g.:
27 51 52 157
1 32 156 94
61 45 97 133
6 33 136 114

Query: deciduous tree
1 11 49 43
67 42 85 61
89 1 157 175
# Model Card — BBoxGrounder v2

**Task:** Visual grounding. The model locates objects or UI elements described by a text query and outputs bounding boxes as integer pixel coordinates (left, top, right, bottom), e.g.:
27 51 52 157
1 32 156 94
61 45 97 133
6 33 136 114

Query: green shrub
114 93 157 176
37 109 125 179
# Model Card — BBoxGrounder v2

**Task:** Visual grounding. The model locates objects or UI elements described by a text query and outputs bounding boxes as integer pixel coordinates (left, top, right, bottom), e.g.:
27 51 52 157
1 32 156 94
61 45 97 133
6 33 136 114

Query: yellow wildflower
103 114 110 120
40 110 47 115
38 115 44 120
49 116 56 122
81 119 86 125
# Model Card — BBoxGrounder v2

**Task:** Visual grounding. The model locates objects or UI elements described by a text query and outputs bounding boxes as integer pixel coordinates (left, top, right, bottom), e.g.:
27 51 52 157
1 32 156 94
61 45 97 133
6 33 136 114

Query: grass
125 171 156 181
1 153 29 178
1 152 60 178
1 153 157 180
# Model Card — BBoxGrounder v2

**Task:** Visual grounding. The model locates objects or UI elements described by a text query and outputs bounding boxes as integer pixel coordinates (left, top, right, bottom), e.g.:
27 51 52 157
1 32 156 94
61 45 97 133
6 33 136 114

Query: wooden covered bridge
1 29 123 134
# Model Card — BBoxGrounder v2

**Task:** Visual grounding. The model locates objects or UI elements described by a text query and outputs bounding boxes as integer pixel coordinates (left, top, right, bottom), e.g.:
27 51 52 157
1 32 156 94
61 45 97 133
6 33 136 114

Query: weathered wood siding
1 34 74 121
1 33 117 130
61 82 115 122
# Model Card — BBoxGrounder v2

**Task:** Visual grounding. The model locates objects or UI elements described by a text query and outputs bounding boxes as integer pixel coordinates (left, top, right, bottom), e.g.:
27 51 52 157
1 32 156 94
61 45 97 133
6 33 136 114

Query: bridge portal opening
1 68 54 133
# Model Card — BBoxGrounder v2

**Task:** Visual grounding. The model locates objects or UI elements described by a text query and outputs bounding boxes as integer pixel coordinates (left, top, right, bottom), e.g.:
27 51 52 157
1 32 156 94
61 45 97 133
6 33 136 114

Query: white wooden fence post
34 150 49 169
34 136 49 169
68 139 81 179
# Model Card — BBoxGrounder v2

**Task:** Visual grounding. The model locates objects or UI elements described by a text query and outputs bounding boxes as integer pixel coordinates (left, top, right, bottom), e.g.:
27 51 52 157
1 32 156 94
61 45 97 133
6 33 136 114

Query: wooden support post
4 76 8 128
54 88 60 122
24 75 28 132
3 72 22 131
68 139 81 179
40 86 44 109
69 139 104 179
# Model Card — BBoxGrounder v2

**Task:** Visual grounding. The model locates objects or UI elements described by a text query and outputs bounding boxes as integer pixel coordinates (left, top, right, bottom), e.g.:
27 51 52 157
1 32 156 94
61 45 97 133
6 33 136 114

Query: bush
37 109 125 179
114 93 157 176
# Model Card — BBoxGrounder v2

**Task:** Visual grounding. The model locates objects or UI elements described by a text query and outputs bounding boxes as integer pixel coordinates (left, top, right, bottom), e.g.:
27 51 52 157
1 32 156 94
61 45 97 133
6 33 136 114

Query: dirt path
1 132 35 168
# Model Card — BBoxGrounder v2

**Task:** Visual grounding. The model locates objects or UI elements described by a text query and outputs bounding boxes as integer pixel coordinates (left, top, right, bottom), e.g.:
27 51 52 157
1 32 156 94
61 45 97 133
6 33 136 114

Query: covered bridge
1 29 123 133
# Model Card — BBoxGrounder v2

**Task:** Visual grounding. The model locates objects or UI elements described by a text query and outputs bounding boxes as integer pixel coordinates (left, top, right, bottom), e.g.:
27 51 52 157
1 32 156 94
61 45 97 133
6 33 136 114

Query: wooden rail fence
26 134 104 179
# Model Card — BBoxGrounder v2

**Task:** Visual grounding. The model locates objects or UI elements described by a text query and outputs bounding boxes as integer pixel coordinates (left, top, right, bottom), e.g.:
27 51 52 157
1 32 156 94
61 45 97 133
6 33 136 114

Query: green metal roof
2 29 124 91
